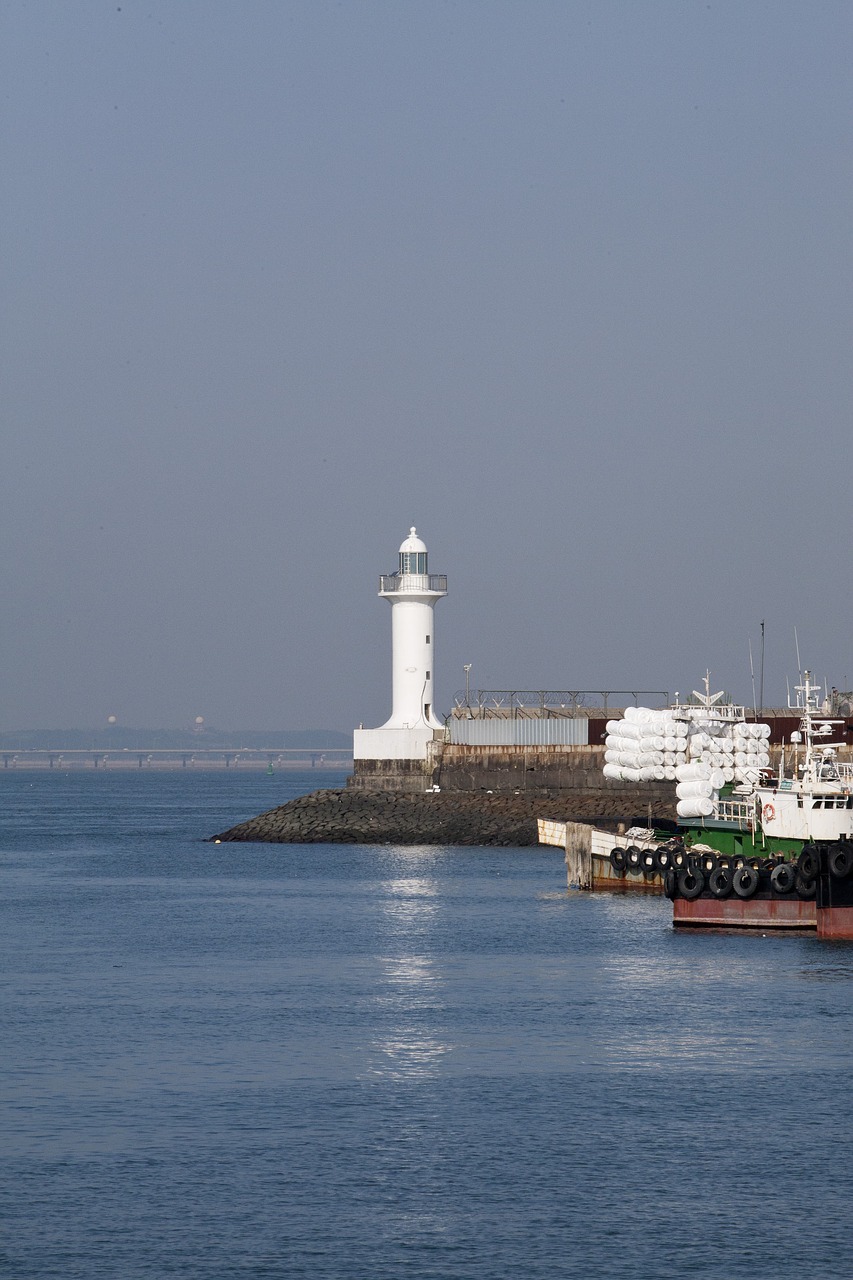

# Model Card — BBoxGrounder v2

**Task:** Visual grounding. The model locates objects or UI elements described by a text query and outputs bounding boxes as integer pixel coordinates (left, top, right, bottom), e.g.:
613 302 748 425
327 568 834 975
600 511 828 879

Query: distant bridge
0 747 353 770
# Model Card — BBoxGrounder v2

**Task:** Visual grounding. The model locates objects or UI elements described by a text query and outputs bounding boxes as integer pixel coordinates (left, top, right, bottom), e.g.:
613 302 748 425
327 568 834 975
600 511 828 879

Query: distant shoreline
0 756 352 772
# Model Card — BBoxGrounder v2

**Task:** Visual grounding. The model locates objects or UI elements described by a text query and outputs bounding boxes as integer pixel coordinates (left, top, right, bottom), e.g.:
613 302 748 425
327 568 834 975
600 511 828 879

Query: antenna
794 627 802 678
748 637 757 717
759 620 765 719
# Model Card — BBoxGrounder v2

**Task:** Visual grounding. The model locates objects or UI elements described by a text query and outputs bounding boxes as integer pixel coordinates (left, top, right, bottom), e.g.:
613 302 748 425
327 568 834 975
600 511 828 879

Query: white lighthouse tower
353 527 448 763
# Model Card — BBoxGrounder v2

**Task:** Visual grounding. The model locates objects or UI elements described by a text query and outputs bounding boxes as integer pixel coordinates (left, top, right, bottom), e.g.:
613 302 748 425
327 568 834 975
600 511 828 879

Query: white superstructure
353 528 448 761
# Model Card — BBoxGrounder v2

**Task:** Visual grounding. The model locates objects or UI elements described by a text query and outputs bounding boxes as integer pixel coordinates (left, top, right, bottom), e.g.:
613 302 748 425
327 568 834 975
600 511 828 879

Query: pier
0 748 353 771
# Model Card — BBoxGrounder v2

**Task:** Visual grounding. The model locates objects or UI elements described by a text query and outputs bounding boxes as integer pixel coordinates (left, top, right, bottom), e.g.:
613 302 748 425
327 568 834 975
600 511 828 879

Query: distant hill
0 728 352 751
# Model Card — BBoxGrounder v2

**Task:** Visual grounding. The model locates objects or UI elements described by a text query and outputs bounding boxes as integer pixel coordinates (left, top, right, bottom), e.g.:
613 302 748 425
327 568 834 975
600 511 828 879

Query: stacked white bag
603 703 772 817
603 706 688 784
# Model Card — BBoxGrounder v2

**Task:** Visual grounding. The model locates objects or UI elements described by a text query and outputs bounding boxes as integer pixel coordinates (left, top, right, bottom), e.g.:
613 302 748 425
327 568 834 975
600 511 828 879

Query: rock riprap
211 788 670 846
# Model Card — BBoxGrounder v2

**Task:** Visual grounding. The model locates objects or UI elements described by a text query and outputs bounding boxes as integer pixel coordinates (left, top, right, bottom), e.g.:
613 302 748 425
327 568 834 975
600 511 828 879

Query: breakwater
212 786 675 846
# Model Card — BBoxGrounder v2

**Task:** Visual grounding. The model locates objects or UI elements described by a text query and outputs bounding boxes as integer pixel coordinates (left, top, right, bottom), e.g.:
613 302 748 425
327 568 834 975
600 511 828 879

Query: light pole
464 664 472 707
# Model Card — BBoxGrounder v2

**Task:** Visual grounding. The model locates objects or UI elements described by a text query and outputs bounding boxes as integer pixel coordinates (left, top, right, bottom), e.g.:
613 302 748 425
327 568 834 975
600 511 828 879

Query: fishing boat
609 673 853 932
539 671 853 934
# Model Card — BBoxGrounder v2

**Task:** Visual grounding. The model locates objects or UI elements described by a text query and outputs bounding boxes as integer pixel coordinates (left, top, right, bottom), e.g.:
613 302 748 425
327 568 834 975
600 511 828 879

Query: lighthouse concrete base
353 726 438 761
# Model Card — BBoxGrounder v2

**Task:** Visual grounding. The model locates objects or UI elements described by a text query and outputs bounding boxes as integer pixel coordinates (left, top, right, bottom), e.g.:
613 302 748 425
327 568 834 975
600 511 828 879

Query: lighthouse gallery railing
379 574 447 593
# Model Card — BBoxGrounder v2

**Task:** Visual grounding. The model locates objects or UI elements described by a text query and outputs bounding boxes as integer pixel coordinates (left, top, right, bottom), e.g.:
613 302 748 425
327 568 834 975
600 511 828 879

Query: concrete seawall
349 743 684 798
212 786 676 846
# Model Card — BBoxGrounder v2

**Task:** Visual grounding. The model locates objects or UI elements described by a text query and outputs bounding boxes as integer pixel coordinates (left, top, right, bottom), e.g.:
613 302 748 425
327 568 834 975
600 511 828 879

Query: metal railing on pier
451 689 670 718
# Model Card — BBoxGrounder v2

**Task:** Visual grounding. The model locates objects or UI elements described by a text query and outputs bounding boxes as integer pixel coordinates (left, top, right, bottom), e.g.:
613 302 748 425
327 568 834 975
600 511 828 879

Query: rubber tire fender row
677 867 705 901
700 853 718 875
770 862 797 895
609 847 627 873
732 864 760 899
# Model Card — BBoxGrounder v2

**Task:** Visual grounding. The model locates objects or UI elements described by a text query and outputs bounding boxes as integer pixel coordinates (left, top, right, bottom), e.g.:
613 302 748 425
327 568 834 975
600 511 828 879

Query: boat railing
671 702 747 723
713 798 755 829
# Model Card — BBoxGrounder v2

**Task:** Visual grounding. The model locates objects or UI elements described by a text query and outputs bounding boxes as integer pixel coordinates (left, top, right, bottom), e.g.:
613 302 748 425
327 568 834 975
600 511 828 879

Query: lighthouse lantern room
353 528 448 763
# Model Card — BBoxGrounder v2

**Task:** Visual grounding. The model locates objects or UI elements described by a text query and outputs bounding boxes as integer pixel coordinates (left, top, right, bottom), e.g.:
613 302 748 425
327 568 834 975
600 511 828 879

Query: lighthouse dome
398 526 428 575
399 526 426 554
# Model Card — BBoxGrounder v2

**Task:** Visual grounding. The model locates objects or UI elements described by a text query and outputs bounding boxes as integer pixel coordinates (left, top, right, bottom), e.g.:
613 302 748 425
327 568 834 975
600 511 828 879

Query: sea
3 768 853 1280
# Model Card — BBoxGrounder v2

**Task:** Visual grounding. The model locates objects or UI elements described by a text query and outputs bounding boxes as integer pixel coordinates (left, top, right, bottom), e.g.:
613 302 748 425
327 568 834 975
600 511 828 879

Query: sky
1 0 851 731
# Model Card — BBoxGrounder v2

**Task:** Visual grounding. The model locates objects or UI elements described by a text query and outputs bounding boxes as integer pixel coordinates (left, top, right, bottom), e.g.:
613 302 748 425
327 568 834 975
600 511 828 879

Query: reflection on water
369 1029 454 1079
380 877 439 941
368 874 453 1078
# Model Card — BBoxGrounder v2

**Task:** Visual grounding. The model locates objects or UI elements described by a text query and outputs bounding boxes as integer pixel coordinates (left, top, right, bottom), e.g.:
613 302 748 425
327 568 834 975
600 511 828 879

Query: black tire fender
795 873 817 900
829 842 853 880
625 844 643 874
609 847 627 873
655 847 673 872
770 862 796 895
732 865 759 899
677 867 705 900
708 867 733 899
798 844 819 880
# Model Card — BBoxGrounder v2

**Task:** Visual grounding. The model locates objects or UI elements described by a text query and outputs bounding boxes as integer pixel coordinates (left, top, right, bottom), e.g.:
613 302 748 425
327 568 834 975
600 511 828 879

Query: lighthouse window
426 635 430 644
399 551 427 574
426 671 430 679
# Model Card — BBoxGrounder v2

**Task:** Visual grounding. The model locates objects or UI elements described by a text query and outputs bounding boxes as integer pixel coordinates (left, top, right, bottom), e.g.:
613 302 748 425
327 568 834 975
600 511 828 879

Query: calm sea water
2 769 853 1280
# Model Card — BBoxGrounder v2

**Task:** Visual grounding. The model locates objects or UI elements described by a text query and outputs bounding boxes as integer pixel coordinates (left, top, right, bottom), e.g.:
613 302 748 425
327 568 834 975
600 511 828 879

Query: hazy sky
2 1 851 730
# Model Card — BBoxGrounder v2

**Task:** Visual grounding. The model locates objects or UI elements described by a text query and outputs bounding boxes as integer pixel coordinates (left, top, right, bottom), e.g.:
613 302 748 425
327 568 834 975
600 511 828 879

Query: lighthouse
353 527 448 764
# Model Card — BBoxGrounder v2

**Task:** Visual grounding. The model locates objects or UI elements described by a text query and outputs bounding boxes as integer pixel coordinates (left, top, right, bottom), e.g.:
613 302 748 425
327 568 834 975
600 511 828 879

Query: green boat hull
677 822 803 859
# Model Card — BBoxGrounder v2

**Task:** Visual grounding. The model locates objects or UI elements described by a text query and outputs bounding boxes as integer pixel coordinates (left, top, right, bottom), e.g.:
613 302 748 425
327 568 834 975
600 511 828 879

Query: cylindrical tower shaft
379 528 447 730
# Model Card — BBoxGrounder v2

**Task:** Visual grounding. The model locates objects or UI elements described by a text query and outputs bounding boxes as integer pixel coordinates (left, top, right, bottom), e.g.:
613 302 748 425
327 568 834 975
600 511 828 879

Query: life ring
762 802 776 822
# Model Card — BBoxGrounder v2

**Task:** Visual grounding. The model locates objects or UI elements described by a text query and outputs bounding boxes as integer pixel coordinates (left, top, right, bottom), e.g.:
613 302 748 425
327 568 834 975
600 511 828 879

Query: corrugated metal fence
448 718 589 747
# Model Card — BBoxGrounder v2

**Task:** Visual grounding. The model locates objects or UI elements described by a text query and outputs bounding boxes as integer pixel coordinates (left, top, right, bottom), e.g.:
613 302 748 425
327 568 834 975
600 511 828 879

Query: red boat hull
816 907 853 940
673 896 816 929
